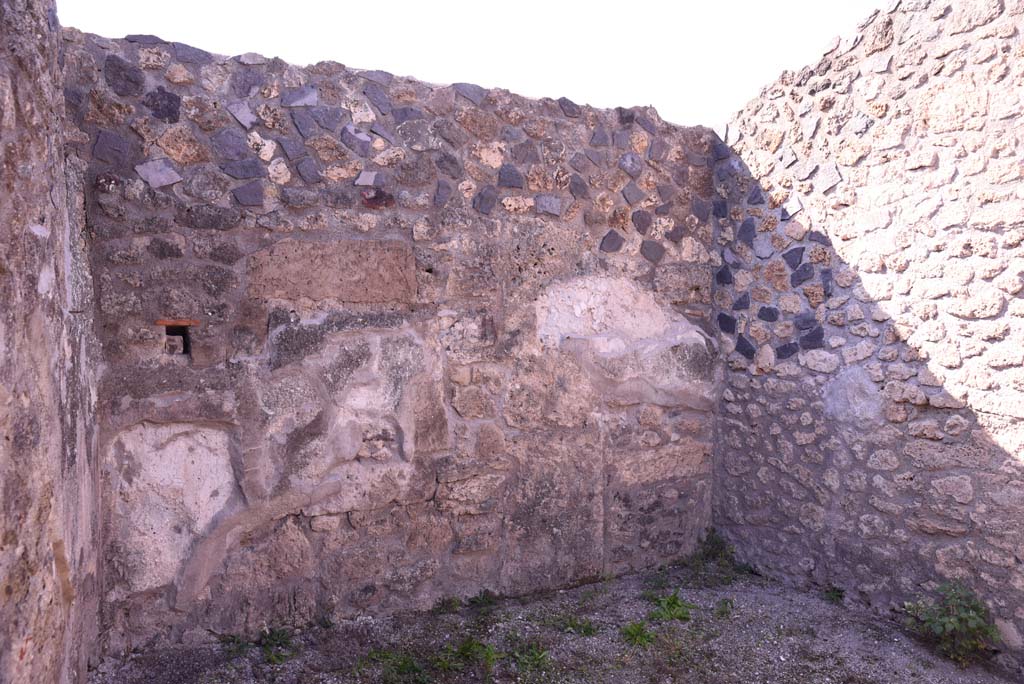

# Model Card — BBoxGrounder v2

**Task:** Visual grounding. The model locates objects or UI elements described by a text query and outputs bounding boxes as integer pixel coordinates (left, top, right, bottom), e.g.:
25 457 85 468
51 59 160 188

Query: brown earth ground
91 545 1016 684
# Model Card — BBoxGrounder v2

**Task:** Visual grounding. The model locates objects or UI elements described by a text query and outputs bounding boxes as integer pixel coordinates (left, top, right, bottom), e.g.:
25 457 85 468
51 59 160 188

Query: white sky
57 0 881 129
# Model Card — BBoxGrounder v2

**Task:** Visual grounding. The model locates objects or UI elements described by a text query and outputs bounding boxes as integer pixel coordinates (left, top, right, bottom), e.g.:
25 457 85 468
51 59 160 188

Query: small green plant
256 627 293 665
433 637 504 674
697 529 732 562
513 642 550 673
445 637 503 672
620 621 655 648
215 632 251 658
714 597 734 619
433 596 462 614
468 589 499 609
647 590 698 622
823 586 845 604
367 649 432 684
431 648 461 673
904 582 1000 667
470 640 504 672
560 615 598 636
681 528 756 587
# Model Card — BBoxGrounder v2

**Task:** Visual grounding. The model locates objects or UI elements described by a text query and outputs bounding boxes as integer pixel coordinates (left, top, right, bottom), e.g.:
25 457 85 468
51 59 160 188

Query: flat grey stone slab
135 159 182 188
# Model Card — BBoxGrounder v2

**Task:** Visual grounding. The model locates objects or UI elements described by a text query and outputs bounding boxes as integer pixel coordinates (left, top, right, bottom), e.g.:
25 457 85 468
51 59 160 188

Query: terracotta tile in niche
156 318 198 356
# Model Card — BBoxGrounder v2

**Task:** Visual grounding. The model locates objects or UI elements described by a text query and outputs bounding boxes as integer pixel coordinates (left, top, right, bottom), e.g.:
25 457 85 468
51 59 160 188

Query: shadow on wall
710 1 1024 674
714 141 1024 674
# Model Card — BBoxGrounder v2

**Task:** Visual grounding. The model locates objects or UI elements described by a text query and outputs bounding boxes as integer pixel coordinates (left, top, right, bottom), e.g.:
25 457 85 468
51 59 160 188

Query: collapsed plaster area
109 423 236 594
536 276 717 410
823 366 886 429
99 274 718 648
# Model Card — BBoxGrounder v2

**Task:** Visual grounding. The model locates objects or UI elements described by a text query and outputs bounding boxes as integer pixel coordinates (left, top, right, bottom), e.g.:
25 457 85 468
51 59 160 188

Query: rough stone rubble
0 1 1022 682
716 0 1024 662
61 24 720 658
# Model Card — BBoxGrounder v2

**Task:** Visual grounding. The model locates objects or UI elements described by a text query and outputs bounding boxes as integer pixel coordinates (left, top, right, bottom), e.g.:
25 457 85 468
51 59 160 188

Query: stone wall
0 1 100 683
4 2 1024 679
58 30 723 652
715 0 1024 664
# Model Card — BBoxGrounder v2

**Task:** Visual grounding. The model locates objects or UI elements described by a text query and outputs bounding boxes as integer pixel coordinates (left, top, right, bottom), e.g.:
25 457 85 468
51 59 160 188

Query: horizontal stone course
247 239 417 304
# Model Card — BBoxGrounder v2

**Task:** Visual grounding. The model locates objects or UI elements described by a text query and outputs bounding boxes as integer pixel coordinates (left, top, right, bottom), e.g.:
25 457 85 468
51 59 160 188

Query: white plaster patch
36 265 53 296
536 276 705 352
112 423 235 593
824 365 885 427
535 276 716 409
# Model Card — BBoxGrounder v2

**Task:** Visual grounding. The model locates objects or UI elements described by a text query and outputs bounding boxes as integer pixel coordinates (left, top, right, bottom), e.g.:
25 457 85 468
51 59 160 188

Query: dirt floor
90 548 1019 684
